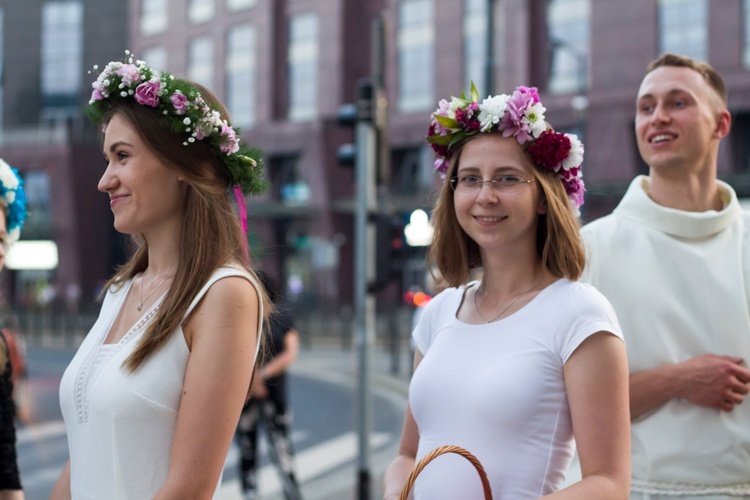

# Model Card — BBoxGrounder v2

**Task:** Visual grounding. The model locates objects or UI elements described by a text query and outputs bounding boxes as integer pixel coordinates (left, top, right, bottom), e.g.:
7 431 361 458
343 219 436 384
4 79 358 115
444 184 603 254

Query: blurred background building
0 0 748 336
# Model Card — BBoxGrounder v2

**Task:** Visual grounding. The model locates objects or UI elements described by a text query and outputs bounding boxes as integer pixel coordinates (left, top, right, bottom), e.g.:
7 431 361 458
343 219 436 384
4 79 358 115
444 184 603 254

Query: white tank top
59 266 262 499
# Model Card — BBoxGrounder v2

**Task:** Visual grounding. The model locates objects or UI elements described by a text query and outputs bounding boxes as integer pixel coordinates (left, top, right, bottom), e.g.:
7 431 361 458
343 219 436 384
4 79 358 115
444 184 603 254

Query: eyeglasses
450 174 535 194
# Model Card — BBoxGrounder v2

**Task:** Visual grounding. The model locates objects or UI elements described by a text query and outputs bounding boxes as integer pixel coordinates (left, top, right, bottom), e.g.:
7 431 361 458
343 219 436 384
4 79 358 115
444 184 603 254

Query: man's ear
714 109 731 139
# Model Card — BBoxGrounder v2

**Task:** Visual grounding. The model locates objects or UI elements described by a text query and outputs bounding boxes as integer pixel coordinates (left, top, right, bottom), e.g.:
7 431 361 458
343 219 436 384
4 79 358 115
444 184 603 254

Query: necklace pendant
136 303 143 312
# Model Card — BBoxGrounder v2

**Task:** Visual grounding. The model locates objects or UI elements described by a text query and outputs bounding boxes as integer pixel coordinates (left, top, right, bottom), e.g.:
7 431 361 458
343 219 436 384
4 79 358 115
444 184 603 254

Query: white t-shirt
409 278 622 499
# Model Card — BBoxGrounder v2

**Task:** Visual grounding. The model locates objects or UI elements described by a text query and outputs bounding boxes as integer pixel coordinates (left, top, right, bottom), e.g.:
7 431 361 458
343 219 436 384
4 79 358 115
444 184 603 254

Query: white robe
580 176 750 498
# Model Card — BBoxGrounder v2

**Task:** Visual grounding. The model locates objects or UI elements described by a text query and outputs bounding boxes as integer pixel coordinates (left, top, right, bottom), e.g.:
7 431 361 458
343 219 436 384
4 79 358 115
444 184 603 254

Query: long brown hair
428 133 585 288
99 88 268 372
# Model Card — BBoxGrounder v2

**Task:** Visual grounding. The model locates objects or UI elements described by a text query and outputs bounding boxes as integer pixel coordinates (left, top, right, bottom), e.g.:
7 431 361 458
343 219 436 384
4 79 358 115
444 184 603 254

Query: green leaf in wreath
470 81 479 103
434 114 460 130
427 134 453 146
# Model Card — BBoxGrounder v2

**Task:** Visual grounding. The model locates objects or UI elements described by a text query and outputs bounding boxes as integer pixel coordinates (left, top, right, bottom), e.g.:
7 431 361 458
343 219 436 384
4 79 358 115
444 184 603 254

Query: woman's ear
537 196 548 215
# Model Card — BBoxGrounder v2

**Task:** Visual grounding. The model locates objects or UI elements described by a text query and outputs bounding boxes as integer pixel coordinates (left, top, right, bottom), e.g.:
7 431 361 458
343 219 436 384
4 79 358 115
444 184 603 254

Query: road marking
17 420 67 444
220 431 391 498
16 420 393 499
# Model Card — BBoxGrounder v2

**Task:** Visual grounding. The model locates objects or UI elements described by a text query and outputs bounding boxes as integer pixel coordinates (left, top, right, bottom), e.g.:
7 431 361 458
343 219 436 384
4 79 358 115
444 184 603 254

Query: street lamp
404 209 433 247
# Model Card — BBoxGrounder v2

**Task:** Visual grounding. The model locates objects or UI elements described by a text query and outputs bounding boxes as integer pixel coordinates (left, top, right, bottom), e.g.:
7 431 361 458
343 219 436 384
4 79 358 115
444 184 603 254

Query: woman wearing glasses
383 86 630 499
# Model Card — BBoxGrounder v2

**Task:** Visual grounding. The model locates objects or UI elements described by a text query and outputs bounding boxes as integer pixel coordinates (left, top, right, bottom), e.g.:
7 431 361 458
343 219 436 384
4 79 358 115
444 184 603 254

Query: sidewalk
220 344 413 500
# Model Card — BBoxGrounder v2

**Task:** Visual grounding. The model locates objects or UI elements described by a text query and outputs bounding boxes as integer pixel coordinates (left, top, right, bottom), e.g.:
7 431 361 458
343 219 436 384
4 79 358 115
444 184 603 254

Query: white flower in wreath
478 94 509 132
523 102 547 139
562 134 584 171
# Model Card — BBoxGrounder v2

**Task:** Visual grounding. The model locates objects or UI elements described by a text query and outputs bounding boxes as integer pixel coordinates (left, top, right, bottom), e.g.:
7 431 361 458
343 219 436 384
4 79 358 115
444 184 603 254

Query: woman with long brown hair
383 85 630 499
51 52 267 499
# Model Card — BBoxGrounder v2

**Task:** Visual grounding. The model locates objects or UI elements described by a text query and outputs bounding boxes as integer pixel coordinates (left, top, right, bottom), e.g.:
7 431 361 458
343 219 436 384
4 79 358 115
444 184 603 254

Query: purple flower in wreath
565 178 586 209
455 102 481 131
433 156 450 177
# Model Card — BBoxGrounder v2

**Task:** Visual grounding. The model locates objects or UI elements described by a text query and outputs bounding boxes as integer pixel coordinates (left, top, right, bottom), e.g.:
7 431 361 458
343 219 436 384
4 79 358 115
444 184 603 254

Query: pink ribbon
233 185 249 263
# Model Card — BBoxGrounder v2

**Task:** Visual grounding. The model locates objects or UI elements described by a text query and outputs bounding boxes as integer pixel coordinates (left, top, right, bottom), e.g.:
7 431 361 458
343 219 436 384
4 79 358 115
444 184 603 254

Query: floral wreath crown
85 51 266 197
0 159 27 246
427 83 585 211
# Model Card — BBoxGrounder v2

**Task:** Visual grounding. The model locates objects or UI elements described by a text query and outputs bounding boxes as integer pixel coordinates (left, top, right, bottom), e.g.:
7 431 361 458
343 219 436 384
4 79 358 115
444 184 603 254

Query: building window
227 0 257 11
270 155 310 204
397 0 434 113
464 0 488 93
141 0 168 36
659 0 707 62
23 170 52 238
390 146 434 196
188 36 215 90
141 46 168 72
744 0 750 67
41 1 83 117
732 113 750 174
226 24 257 128
288 13 319 122
547 0 590 95
189 0 214 24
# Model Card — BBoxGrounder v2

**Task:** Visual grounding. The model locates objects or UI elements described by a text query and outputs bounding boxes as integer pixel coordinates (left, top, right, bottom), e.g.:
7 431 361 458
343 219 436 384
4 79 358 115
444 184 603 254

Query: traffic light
375 214 405 289
336 79 374 167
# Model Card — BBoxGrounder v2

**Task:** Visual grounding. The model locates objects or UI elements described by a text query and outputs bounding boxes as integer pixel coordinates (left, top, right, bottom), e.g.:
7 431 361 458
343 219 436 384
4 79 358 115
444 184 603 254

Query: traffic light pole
351 16 387 499
354 84 377 500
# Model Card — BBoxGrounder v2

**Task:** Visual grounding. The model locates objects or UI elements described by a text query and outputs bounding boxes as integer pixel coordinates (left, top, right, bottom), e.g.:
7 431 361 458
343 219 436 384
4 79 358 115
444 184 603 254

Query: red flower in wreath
527 130 571 172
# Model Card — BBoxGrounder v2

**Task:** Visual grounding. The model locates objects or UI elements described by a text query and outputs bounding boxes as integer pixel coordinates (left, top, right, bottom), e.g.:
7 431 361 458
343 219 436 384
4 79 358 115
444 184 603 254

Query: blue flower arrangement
0 159 27 246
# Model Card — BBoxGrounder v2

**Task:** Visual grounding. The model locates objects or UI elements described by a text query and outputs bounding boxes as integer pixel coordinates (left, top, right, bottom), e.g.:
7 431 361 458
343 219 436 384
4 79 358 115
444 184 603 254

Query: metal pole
485 0 495 93
356 16 389 499
354 87 376 500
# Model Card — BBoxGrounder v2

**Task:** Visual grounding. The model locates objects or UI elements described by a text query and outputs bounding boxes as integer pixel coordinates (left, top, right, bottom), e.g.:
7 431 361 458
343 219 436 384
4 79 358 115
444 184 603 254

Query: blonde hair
646 52 727 106
428 133 585 288
99 86 268 372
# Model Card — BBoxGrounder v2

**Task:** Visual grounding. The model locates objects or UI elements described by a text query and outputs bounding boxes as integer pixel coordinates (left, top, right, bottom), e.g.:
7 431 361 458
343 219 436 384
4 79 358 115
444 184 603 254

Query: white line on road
219 431 391 499
17 420 392 499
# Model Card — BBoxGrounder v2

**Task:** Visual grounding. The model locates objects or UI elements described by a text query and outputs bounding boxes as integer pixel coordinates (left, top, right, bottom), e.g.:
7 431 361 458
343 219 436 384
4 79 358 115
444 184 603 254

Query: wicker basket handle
399 444 493 500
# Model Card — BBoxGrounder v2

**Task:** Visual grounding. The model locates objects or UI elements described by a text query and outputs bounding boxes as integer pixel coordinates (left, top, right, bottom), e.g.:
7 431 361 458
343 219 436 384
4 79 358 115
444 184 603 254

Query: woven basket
399 445 493 500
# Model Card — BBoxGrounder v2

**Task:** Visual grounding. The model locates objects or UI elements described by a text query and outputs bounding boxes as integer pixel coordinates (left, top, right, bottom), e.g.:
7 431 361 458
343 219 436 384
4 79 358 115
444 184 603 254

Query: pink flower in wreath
500 88 536 143
117 64 142 87
194 120 212 140
565 178 586 208
220 124 240 154
515 86 540 104
170 91 188 115
431 99 452 135
90 81 105 101
90 78 108 100
134 81 161 107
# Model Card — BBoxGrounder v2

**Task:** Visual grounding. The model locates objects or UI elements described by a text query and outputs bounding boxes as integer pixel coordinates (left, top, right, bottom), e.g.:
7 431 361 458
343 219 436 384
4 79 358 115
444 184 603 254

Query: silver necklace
473 276 545 324
137 273 170 312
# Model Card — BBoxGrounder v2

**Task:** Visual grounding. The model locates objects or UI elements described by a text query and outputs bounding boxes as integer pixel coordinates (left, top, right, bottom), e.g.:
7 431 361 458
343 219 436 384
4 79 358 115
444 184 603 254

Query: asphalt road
14 346 411 500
